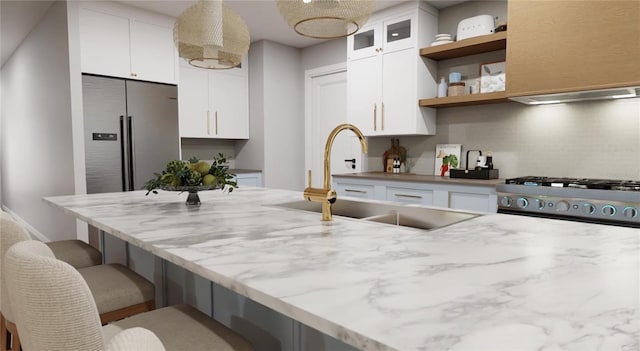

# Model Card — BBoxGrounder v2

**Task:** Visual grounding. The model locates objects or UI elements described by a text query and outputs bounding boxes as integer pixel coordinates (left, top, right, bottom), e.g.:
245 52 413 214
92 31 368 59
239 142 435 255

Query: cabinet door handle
373 103 377 131
381 102 385 131
206 111 210 135
215 111 219 135
345 189 367 194
394 193 422 199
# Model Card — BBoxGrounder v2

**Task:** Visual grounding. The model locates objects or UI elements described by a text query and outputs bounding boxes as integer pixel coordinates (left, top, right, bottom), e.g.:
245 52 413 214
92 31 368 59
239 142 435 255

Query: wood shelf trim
419 91 509 108
419 32 507 60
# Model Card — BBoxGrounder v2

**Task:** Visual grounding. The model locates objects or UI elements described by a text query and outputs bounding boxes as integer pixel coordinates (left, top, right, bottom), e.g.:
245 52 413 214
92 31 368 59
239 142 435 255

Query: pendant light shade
276 0 375 39
174 0 250 69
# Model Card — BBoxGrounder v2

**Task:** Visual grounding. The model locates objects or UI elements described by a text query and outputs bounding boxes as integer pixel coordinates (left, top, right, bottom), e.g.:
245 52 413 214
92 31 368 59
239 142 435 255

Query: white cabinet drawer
386 187 433 205
335 183 375 199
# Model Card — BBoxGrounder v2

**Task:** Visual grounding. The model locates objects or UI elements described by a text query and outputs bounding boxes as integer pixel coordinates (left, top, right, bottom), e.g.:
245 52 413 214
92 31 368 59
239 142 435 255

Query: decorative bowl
159 184 221 206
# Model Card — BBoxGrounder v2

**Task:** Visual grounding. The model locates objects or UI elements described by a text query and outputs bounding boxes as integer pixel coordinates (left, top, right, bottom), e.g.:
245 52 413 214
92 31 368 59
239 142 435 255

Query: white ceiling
1 0 466 67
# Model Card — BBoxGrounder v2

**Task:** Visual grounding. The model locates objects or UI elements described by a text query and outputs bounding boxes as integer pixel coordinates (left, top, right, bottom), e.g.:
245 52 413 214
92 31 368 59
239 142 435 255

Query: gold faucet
303 123 368 221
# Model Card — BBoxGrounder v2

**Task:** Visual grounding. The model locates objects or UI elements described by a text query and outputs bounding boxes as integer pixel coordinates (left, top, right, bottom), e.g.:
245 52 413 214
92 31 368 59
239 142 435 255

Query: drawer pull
395 193 422 199
373 103 377 131
345 189 367 194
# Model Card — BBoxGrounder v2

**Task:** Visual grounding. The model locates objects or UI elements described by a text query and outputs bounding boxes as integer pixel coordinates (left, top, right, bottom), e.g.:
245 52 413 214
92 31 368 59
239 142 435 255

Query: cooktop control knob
602 205 616 217
582 203 596 215
555 200 570 212
535 199 545 210
500 196 513 207
622 207 638 219
516 197 529 209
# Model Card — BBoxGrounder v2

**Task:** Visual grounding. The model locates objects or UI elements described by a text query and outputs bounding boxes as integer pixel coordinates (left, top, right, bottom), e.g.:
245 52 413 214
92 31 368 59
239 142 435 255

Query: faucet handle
307 169 312 188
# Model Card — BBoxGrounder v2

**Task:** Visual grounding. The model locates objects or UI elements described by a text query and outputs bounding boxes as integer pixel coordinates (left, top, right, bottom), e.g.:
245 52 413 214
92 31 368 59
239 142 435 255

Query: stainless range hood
509 87 640 105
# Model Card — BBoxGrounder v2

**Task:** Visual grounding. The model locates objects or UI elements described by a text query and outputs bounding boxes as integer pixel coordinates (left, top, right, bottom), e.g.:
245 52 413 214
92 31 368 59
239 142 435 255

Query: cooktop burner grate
505 176 640 191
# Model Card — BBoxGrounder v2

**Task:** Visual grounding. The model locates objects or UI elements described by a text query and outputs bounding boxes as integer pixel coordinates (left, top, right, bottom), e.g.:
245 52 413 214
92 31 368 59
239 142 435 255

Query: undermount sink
274 198 478 231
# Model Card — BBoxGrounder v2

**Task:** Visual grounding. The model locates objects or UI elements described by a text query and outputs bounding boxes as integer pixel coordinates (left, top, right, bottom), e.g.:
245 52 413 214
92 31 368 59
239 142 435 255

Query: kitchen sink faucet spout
303 123 368 221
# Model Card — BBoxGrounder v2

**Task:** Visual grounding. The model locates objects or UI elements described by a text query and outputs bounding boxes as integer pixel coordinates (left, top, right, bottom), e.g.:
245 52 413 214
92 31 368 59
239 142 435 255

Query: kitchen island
44 187 639 351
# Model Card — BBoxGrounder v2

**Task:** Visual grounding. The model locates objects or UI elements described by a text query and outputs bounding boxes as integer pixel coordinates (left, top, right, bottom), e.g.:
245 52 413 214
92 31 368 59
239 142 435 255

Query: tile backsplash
365 98 640 180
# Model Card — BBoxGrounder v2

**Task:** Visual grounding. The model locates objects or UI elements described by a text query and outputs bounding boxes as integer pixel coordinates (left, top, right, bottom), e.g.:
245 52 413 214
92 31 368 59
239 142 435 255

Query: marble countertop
333 172 503 187
44 188 639 351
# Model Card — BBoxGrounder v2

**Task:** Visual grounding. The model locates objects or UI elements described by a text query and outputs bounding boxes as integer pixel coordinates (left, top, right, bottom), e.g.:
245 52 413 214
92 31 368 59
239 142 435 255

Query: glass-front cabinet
347 3 437 136
348 14 415 61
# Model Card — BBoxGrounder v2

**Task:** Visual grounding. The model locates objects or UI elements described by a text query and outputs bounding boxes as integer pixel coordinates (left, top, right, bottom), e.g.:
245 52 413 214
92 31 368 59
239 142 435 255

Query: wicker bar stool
5 240 253 351
1 214 155 351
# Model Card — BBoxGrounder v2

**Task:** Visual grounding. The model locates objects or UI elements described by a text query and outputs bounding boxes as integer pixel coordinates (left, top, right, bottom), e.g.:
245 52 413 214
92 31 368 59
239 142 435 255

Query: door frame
304 62 347 186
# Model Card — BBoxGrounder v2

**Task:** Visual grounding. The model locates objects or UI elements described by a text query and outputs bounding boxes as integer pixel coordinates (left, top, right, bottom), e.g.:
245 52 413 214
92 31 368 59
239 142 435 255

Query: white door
306 64 363 189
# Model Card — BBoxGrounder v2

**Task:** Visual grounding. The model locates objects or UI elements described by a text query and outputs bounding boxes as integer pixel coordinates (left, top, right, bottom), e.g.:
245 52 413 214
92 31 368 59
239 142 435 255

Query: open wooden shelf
419 91 509 108
419 32 507 61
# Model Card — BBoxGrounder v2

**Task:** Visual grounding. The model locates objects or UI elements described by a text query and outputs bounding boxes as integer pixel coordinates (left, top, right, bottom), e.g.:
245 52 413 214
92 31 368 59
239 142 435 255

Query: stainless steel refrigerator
83 75 179 194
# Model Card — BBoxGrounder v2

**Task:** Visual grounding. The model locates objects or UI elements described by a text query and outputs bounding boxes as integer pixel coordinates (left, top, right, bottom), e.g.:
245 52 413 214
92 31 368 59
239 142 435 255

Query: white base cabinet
234 172 263 187
333 176 498 213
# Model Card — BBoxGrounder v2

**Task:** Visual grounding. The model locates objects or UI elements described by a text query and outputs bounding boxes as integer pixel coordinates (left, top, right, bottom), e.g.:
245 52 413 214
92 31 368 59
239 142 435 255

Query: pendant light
174 0 250 69
276 0 375 39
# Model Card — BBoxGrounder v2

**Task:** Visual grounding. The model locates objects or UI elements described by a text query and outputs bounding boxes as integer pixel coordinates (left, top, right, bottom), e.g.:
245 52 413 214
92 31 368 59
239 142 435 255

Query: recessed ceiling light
391 32 399 37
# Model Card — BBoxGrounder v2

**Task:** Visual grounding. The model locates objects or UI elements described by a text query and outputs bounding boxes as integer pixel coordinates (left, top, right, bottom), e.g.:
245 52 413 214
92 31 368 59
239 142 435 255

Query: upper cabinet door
348 23 382 61
381 48 417 134
209 70 249 139
178 66 209 138
382 14 415 54
79 3 178 84
129 20 177 84
79 8 131 79
348 54 382 136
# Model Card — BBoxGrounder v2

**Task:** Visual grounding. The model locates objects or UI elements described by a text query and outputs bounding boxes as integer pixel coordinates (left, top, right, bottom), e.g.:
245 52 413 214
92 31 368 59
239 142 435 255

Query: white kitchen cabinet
79 4 177 85
386 186 433 206
333 182 376 200
333 175 498 213
178 60 249 139
347 3 437 136
234 172 263 187
129 20 177 84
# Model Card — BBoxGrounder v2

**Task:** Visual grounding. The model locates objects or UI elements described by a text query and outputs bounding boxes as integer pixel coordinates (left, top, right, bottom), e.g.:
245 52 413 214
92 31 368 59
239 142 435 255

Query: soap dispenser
437 77 447 98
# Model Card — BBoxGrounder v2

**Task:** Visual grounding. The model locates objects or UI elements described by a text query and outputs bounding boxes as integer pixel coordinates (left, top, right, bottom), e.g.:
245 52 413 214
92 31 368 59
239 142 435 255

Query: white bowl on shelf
430 40 453 46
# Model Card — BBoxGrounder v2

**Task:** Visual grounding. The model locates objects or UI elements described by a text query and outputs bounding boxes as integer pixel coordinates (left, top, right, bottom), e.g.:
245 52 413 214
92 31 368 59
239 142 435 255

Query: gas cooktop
497 176 640 227
505 176 640 191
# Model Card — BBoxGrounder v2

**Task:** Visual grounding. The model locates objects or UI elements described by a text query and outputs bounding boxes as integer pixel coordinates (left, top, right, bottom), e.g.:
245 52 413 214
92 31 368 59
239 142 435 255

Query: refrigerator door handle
119 116 127 192
127 116 135 191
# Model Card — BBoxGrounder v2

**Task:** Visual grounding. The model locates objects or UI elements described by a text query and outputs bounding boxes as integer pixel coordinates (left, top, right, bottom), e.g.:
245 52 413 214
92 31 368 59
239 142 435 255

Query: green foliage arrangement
144 153 237 195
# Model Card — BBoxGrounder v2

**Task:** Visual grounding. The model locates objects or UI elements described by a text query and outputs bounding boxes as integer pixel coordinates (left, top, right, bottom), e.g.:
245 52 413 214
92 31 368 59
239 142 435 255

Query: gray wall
366 98 640 179
301 38 347 72
1 1 79 240
236 40 305 190
181 138 237 167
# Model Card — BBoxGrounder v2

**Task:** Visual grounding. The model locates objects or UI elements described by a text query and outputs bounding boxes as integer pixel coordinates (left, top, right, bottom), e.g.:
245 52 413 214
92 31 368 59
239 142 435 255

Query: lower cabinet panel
449 192 491 212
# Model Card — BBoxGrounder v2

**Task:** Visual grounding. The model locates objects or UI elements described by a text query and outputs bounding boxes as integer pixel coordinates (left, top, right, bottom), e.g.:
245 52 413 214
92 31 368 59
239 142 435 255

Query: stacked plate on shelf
430 33 453 46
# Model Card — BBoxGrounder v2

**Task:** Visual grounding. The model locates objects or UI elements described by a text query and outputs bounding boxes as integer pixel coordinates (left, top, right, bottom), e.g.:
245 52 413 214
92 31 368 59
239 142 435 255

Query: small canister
447 82 466 97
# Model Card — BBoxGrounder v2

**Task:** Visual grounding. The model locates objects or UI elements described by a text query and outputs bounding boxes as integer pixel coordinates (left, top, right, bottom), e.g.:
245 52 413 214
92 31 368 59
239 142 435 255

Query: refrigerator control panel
92 133 117 141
